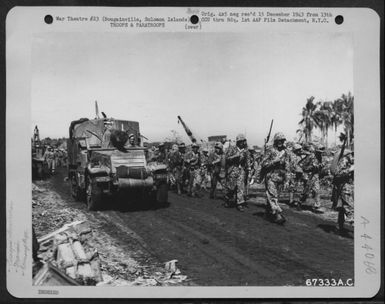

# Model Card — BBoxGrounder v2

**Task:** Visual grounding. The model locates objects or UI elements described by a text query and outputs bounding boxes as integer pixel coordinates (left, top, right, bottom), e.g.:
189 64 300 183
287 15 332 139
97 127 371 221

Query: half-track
67 117 168 210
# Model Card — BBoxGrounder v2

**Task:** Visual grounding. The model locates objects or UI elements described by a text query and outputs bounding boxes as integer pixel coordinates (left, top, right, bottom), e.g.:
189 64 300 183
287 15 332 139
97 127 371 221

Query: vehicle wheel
156 183 168 204
86 177 103 211
37 164 43 179
70 175 82 201
338 208 345 231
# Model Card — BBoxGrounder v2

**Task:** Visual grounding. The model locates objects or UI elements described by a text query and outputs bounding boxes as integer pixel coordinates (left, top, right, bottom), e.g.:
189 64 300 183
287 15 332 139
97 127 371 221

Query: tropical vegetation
297 92 354 147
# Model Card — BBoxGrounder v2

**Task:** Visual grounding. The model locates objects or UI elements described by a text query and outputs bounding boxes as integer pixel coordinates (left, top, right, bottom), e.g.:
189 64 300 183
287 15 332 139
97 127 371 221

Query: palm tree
298 96 319 143
314 101 333 147
339 92 354 147
330 99 343 146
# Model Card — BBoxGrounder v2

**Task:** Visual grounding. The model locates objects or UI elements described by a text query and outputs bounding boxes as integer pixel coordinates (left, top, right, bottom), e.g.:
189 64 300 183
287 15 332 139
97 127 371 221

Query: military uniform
101 121 113 148
209 142 224 199
199 149 210 191
299 145 324 210
184 144 201 197
332 151 354 229
154 143 168 164
168 145 185 195
287 144 304 205
224 134 249 210
260 132 290 223
43 148 56 174
245 148 256 199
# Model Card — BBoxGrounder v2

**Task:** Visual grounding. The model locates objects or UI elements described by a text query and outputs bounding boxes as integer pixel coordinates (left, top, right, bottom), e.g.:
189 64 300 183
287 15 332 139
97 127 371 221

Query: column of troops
149 133 354 230
42 146 68 175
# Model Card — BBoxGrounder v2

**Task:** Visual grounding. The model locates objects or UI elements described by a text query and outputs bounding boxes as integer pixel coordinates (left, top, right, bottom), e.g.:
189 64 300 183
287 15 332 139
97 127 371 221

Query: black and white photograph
5 6 381 298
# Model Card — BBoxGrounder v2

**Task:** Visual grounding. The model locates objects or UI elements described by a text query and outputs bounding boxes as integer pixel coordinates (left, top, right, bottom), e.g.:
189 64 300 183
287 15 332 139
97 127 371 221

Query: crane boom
177 115 197 143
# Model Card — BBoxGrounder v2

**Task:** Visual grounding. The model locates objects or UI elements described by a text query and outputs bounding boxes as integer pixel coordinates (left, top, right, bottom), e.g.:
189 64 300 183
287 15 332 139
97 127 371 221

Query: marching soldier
332 149 354 231
184 142 202 197
199 148 210 191
155 142 168 164
288 143 305 206
299 143 325 212
260 132 290 224
224 134 249 212
209 142 224 199
43 146 56 175
167 144 179 190
245 147 256 200
168 142 186 195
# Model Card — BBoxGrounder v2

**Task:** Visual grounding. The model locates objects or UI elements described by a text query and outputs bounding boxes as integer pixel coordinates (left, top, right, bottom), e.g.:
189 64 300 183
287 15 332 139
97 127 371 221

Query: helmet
293 143 302 151
191 143 199 149
273 132 286 142
158 142 165 147
202 148 209 153
128 133 135 139
104 119 113 126
236 134 246 142
302 143 313 152
215 142 223 150
315 144 325 153
178 142 185 148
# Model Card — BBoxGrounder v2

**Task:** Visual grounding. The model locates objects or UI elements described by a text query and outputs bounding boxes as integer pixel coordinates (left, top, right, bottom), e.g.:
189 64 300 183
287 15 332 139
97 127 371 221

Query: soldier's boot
223 195 233 208
312 196 324 213
209 190 215 199
289 192 294 205
274 213 286 225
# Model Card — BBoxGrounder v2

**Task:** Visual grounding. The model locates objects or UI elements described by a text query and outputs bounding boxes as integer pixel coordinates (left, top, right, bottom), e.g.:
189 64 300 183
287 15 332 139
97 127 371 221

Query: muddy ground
32 167 354 286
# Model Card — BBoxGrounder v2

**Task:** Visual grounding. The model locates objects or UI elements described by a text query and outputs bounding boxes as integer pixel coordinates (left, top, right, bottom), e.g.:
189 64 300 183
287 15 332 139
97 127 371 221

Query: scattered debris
165 259 181 278
34 221 103 286
32 179 192 286
33 262 80 286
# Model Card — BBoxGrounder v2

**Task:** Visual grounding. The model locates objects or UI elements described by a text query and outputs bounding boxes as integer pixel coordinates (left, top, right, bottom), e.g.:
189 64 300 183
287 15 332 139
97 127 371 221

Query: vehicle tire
70 175 82 201
156 183 168 204
86 177 103 211
338 208 345 231
37 164 43 179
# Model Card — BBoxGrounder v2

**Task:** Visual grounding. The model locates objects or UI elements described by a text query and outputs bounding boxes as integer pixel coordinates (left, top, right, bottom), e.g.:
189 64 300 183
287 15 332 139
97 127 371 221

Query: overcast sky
31 31 353 146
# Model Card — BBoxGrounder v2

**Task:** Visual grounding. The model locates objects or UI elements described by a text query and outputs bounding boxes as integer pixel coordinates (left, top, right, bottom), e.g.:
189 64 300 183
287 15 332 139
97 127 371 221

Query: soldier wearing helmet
154 142 168 164
167 142 187 194
208 142 225 199
199 147 210 191
259 132 290 224
184 142 202 197
332 147 354 231
298 142 325 212
287 143 305 206
126 133 137 147
43 146 56 175
223 134 250 211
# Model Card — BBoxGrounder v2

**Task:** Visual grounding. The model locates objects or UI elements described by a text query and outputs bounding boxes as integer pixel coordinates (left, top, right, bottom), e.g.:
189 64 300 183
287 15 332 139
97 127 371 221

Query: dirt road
34 168 354 286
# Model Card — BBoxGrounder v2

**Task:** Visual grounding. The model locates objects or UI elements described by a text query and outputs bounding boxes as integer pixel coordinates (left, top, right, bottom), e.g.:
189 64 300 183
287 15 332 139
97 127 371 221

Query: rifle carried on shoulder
264 119 274 153
254 119 274 184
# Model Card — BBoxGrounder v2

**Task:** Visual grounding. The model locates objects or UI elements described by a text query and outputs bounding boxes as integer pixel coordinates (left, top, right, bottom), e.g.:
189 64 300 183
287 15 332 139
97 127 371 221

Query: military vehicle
67 116 168 211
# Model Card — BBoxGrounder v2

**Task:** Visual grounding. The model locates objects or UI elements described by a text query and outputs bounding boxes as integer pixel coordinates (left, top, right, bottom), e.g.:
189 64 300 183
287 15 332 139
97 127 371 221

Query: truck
67 117 168 211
